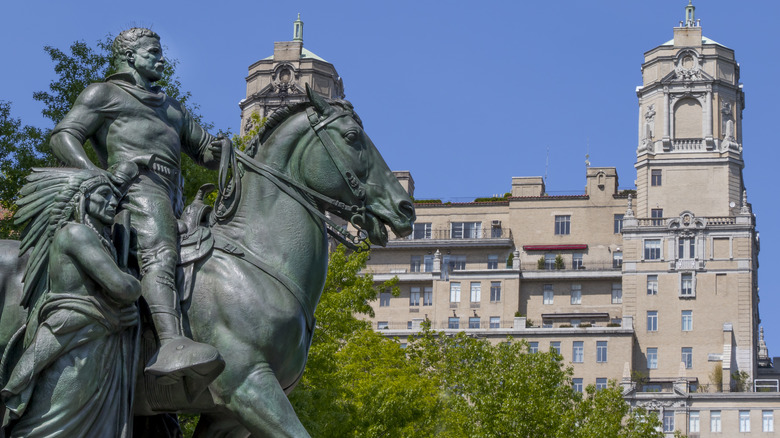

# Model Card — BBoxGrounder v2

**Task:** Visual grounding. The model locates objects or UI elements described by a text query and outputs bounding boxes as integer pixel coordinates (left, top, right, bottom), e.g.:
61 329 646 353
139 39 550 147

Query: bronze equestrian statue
0 28 414 437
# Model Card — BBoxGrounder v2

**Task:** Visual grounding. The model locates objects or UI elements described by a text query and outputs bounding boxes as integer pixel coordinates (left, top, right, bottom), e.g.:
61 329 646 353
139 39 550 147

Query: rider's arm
50 83 110 169
180 104 223 170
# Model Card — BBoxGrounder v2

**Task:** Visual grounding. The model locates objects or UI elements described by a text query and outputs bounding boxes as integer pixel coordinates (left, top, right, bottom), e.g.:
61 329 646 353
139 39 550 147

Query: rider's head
112 28 165 83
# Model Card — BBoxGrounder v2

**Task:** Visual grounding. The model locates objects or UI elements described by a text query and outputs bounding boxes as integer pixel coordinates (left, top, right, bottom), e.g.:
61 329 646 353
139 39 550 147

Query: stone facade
363 3 778 436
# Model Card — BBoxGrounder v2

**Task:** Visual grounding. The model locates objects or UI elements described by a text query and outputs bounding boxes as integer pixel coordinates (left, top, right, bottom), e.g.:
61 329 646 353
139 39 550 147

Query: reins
214 108 371 252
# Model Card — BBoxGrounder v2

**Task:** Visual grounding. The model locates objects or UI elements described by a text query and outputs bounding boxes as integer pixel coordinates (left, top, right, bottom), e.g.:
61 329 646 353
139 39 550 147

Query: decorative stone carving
675 50 702 81
271 63 301 95
668 211 706 230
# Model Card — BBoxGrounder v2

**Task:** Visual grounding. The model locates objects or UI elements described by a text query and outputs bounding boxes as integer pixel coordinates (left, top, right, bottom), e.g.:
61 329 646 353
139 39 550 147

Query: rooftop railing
394 228 513 241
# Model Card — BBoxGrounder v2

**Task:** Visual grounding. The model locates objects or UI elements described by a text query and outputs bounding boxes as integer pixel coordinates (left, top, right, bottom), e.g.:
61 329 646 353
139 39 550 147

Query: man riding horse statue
0 27 415 437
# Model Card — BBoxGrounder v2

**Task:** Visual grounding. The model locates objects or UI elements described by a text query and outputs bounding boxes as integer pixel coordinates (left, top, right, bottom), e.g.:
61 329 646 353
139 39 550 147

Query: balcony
670 138 705 152
386 228 514 249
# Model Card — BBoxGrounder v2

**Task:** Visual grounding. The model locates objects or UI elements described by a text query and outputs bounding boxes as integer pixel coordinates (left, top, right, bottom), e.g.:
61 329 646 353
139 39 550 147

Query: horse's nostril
398 200 416 222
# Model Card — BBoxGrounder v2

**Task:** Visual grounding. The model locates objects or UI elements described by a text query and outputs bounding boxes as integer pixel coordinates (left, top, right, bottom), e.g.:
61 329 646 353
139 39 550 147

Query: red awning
523 244 588 251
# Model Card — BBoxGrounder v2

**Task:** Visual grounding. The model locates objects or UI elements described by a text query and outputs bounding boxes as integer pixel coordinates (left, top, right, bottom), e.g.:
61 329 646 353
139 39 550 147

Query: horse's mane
244 99 362 157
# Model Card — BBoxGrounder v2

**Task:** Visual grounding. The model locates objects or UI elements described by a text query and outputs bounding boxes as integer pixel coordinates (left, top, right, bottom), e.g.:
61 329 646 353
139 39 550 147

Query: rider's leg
122 178 222 383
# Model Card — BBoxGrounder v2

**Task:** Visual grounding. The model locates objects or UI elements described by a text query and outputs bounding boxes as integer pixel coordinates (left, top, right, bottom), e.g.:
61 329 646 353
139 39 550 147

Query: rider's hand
209 136 232 161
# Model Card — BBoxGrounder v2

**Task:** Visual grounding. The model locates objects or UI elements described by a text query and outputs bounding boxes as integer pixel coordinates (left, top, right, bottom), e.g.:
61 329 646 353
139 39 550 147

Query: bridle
213 107 372 252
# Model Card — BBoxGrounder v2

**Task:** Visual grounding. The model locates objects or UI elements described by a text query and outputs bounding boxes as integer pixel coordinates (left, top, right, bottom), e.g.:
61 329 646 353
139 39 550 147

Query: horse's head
294 86 415 246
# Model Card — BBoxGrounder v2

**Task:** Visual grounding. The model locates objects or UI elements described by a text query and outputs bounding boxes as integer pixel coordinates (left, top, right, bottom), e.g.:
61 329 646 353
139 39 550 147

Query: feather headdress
14 168 112 310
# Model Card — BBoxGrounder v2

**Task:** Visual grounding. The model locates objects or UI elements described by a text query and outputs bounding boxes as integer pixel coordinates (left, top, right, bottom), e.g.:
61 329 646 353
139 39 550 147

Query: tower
635 2 745 219
624 2 759 390
238 15 345 136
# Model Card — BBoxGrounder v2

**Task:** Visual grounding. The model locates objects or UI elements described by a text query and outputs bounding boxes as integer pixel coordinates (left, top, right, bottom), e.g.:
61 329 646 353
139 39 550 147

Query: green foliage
732 370 751 392
555 254 565 269
473 192 511 203
709 362 723 392
537 256 546 270
412 199 442 204
506 252 514 267
0 101 51 238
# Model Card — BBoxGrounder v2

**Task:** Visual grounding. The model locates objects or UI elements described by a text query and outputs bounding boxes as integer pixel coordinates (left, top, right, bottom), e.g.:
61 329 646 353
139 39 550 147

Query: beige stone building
360 3 780 436
242 6 778 437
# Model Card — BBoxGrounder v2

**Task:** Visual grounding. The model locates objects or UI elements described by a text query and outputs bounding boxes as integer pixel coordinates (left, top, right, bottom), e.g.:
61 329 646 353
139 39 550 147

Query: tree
0 101 50 238
0 37 220 237
288 246 444 437
405 329 663 438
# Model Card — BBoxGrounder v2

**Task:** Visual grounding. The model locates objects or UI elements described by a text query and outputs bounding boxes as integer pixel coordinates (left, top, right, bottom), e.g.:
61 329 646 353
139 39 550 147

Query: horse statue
0 86 415 437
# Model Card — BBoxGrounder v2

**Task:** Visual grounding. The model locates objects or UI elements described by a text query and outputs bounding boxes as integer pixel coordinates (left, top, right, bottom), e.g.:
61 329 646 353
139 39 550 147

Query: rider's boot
143 272 224 385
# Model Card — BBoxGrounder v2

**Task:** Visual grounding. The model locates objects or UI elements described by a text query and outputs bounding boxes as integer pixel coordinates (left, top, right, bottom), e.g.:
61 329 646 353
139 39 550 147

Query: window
470 282 481 302
647 275 658 295
451 222 481 239
596 378 608 390
412 222 431 239
614 214 624 234
410 287 420 306
681 347 692 369
407 321 412 329
644 239 661 260
651 169 662 186
377 321 389 330
573 378 583 393
555 215 571 235
647 311 658 332
740 410 750 432
490 282 501 302
612 251 623 269
449 255 466 271
572 253 583 269
763 410 774 432
663 410 675 433
651 208 664 226
573 341 584 363
543 284 554 304
410 255 422 272
570 284 582 305
611 283 622 304
689 411 700 433
647 348 658 369
424 255 433 272
678 237 695 259
710 410 721 432
529 342 539 353
681 310 692 331
380 291 391 307
487 254 499 269
423 287 433 306
468 317 480 329
450 282 461 303
490 316 500 329
597 341 608 363
681 273 694 297
448 317 460 329
550 341 561 355
571 319 581 328
544 254 556 270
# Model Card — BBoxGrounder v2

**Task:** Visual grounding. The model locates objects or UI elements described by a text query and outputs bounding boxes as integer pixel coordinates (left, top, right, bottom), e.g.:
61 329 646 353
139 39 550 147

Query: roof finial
684 1 697 27
293 13 304 42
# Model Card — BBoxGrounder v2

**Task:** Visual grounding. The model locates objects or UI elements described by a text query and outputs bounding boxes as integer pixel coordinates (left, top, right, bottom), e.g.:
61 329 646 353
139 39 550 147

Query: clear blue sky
3 1 780 355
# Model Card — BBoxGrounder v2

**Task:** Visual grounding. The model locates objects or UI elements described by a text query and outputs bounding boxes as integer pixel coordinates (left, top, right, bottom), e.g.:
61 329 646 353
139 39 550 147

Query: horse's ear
306 83 333 116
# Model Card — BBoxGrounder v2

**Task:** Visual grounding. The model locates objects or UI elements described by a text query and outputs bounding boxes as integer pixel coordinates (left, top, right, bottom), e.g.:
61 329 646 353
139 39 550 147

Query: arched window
674 98 702 138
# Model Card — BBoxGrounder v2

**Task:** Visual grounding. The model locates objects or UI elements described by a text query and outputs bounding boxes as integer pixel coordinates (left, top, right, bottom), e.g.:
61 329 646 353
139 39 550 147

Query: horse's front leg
225 363 311 438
